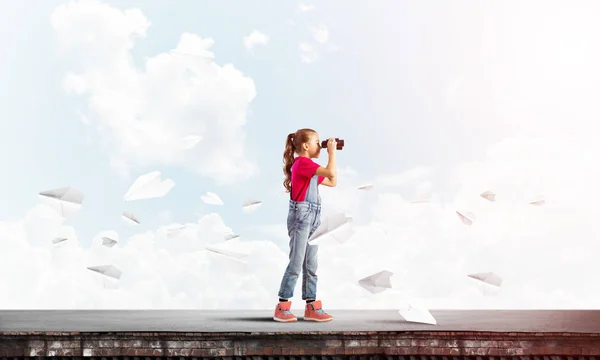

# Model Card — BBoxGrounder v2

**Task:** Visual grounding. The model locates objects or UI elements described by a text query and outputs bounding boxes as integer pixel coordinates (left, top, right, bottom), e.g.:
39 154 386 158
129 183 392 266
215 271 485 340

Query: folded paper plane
38 187 84 218
122 211 140 225
398 304 437 325
358 270 393 294
467 272 503 287
480 191 496 202
308 212 354 245
242 200 262 213
456 210 476 226
101 236 118 248
87 264 122 280
124 171 174 201
201 192 223 205
357 183 373 191
52 237 68 245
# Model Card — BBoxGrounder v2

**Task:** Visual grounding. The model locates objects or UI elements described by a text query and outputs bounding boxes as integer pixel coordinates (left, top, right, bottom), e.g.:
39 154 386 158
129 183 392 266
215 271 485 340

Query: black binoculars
321 138 344 150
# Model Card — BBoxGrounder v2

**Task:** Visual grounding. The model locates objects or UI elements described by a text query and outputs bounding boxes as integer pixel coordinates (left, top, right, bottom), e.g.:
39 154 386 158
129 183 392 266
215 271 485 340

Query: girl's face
305 133 321 159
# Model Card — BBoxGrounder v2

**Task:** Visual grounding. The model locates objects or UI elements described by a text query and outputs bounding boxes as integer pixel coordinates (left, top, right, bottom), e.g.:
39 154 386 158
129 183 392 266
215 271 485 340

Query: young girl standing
274 128 338 322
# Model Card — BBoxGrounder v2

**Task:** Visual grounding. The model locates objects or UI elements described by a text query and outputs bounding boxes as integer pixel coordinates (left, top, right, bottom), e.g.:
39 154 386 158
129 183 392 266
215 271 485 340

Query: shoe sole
273 316 297 322
303 317 333 322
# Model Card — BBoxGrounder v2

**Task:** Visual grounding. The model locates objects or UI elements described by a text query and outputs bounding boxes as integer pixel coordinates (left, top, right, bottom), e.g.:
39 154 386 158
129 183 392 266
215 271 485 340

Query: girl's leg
278 205 314 300
302 215 321 300
302 244 318 300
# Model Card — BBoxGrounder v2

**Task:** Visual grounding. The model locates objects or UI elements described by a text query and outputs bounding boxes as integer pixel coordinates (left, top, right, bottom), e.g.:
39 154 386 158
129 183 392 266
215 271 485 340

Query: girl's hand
327 137 337 153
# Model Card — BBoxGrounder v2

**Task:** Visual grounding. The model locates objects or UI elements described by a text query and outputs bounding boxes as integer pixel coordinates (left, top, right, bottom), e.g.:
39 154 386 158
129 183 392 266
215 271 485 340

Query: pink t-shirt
290 156 325 201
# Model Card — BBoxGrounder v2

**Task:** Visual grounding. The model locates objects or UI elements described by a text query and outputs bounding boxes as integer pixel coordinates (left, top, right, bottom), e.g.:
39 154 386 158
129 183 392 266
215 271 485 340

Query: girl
274 128 338 322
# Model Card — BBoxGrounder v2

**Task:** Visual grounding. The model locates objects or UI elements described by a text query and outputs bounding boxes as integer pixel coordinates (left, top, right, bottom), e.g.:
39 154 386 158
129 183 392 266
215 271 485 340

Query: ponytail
283 133 296 193
282 128 317 193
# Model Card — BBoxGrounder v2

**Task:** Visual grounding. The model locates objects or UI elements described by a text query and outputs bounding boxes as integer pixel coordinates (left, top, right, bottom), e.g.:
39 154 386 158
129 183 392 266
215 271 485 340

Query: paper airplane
309 213 354 244
101 236 118 248
358 270 393 294
224 233 240 241
398 304 437 325
456 210 476 226
87 265 122 280
182 135 202 150
122 211 140 225
38 187 84 218
201 192 223 205
205 245 248 263
166 225 188 238
530 195 546 206
52 237 68 245
242 200 262 213
357 183 373 191
480 191 496 202
124 171 175 201
467 272 503 287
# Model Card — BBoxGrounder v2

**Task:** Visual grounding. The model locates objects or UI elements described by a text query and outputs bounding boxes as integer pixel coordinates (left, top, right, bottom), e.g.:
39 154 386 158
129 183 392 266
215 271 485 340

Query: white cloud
298 3 316 13
260 135 600 310
243 30 269 50
51 0 259 185
3 134 599 310
0 205 288 309
308 24 329 44
299 43 319 63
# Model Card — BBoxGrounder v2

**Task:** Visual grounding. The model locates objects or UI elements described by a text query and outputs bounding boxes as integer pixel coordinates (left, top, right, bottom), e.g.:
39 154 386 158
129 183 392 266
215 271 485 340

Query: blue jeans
278 175 322 300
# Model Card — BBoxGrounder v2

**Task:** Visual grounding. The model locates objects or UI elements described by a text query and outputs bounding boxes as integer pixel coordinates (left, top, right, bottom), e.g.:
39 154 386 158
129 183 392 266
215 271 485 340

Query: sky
1 0 600 311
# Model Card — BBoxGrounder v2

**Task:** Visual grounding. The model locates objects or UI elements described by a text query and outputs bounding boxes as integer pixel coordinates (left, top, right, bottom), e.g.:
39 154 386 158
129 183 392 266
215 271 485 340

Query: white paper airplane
530 195 546 206
480 191 496 202
52 237 68 245
87 264 122 280
166 225 188 238
181 135 202 150
124 171 175 201
309 212 354 244
358 270 393 294
242 200 262 213
456 210 476 226
224 233 240 241
205 245 248 263
201 192 224 205
357 183 373 191
398 304 437 325
38 187 84 218
101 236 118 248
467 272 503 287
122 211 140 225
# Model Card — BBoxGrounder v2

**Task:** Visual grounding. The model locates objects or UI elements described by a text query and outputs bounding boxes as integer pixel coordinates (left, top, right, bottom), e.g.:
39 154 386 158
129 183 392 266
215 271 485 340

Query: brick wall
1 331 600 358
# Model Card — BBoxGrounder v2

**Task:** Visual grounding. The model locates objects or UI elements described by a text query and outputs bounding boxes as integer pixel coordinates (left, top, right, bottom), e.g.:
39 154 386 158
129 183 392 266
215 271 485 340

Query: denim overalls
278 174 322 300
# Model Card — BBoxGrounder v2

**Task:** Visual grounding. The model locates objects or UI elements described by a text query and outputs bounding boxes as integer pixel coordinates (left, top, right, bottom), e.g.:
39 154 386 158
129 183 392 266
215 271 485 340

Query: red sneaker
304 300 333 322
273 301 297 322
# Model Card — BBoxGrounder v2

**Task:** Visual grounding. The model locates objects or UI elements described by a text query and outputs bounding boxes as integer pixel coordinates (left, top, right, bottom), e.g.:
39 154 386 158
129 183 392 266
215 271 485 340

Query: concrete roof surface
0 310 598 333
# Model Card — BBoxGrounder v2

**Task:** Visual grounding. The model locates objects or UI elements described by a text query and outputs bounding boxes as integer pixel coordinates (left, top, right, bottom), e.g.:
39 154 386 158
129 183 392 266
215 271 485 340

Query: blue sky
0 0 468 245
2 0 600 310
